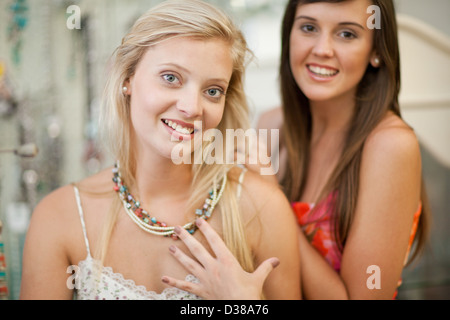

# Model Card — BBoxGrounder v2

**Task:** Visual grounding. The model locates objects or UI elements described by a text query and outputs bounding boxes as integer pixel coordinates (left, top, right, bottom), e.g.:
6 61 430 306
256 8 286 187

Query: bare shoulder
230 166 285 199
29 167 113 256
256 107 283 131
33 167 112 219
358 112 422 210
364 112 421 164
228 166 291 223
32 183 79 227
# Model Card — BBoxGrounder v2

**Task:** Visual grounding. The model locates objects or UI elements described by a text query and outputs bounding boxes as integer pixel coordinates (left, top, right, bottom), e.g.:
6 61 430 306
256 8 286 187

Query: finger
252 257 280 283
195 218 235 261
161 275 205 298
169 244 204 276
174 225 215 268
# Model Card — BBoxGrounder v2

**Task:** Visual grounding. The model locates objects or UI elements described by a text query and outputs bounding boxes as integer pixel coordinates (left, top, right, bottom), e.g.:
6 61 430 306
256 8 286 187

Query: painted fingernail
174 226 182 235
161 276 169 284
169 245 176 253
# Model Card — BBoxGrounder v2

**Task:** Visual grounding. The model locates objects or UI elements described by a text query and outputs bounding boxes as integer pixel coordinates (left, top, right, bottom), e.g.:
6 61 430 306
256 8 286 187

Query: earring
373 57 380 66
122 86 128 94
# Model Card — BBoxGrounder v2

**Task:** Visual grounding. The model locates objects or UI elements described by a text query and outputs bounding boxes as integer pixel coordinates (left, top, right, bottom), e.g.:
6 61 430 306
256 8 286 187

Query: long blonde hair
98 0 255 271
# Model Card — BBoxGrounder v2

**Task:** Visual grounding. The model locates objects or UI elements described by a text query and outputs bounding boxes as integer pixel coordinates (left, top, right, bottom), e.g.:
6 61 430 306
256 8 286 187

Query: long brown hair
279 0 430 263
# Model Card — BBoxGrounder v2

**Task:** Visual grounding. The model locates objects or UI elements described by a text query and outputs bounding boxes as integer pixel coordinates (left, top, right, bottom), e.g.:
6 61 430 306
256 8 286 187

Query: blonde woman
20 0 300 300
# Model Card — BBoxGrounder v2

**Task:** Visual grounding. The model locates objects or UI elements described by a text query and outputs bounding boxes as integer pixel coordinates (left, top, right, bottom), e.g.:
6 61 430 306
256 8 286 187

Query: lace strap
73 185 92 257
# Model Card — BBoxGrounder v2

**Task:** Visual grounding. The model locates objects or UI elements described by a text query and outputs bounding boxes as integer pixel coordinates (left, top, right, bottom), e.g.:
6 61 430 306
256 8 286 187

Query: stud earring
122 86 128 93
373 57 380 66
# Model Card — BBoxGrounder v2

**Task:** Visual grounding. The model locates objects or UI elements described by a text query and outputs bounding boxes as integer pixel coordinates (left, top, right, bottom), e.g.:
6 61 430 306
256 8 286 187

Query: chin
302 90 337 102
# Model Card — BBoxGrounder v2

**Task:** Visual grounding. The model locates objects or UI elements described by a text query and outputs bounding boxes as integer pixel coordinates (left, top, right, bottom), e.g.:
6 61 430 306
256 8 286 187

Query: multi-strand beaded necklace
112 162 227 239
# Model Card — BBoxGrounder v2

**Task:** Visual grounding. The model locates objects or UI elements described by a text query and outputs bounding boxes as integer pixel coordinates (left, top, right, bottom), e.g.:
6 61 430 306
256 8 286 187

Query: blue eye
162 74 179 83
206 88 223 98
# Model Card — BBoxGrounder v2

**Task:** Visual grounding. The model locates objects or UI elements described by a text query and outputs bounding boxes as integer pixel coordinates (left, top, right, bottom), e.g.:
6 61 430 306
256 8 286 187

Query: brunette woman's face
289 0 379 104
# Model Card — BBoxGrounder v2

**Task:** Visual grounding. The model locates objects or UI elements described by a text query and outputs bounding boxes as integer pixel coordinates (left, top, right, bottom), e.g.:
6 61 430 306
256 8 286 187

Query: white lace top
72 186 202 300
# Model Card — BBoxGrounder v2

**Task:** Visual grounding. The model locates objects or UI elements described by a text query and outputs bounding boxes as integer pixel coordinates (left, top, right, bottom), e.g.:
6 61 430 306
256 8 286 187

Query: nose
312 33 334 58
176 87 203 118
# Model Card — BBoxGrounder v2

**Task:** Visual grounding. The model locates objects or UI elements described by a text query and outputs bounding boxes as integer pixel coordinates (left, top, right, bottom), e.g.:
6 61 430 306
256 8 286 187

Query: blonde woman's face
127 37 233 160
289 0 377 104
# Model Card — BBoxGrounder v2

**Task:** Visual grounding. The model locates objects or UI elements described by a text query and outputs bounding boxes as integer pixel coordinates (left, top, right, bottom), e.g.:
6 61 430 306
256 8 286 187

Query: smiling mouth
307 65 339 77
162 119 196 135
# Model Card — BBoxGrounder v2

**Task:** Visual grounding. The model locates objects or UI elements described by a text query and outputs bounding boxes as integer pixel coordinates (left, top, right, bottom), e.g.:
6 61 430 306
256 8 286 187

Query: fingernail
174 226 181 235
196 218 203 226
169 245 176 253
161 276 169 284
271 259 280 268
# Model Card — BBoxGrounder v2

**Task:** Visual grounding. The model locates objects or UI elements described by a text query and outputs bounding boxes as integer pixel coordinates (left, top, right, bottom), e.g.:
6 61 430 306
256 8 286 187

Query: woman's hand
161 218 280 300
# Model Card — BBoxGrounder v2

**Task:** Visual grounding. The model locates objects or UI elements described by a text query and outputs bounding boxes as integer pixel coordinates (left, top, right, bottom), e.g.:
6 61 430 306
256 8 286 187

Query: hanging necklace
112 162 227 239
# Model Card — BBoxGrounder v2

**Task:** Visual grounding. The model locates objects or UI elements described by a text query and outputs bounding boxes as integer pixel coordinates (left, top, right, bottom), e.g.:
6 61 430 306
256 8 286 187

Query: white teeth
308 65 338 76
164 119 194 135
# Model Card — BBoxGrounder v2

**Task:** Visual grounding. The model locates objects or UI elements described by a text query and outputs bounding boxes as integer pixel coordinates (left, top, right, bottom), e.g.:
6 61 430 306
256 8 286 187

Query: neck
309 96 355 142
130 151 194 207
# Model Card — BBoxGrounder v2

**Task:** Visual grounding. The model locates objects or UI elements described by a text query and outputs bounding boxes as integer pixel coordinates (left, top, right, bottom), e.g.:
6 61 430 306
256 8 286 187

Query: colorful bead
112 162 224 239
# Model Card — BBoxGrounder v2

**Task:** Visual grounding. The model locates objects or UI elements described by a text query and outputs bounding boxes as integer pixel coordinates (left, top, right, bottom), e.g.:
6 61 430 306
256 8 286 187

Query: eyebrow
158 63 230 87
159 63 191 74
295 15 365 30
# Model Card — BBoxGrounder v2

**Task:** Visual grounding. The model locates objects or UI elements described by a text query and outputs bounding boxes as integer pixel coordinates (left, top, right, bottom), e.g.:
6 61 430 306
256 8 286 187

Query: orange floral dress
292 192 422 297
292 192 342 272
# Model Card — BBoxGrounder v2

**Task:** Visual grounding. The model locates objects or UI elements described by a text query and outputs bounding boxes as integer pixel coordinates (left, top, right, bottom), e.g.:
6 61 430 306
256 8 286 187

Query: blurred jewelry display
7 0 29 65
0 220 9 300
